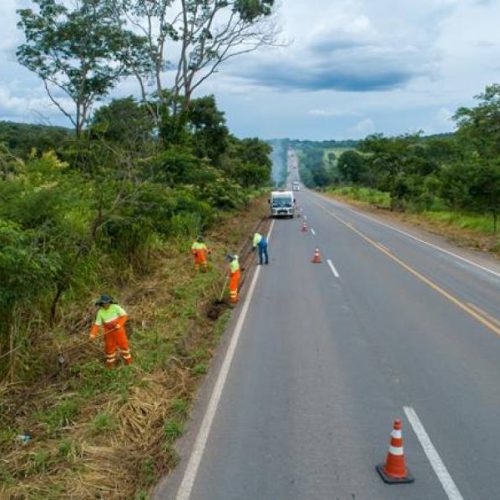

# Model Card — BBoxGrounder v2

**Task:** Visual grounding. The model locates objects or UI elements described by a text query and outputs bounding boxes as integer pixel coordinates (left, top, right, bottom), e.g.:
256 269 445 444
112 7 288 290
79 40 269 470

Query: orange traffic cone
301 221 308 232
311 248 321 263
376 419 414 484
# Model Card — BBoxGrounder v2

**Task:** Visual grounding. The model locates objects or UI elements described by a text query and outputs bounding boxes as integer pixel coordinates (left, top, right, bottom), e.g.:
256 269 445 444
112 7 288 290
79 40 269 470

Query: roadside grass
324 187 499 255
420 210 495 234
327 186 391 208
0 196 270 499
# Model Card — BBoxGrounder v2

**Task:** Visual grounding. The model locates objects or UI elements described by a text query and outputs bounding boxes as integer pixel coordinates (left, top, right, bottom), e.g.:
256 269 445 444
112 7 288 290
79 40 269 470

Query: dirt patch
206 300 230 320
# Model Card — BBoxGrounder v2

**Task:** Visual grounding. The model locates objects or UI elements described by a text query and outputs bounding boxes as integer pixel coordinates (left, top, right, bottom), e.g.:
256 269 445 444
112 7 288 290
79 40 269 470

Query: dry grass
0 196 270 499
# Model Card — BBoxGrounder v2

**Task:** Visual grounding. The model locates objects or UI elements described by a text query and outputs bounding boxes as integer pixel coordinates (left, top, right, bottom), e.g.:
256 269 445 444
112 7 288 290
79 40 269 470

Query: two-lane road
155 185 500 500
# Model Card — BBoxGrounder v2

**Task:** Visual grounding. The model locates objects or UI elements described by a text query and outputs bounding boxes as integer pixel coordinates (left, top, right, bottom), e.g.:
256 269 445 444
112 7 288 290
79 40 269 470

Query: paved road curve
155 160 500 500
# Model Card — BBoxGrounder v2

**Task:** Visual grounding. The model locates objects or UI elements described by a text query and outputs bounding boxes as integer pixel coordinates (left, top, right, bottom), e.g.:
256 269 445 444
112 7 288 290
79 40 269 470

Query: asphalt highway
155 153 500 500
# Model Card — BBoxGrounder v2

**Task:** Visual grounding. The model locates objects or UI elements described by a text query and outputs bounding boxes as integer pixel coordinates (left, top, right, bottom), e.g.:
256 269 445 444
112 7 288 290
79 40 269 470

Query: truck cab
270 190 295 218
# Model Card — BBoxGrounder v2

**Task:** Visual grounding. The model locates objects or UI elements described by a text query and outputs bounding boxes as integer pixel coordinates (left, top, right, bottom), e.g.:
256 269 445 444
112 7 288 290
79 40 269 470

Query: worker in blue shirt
252 232 269 265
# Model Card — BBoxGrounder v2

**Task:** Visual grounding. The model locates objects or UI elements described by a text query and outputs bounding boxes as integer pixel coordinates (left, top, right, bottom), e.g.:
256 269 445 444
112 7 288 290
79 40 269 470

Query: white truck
270 190 295 218
292 181 300 191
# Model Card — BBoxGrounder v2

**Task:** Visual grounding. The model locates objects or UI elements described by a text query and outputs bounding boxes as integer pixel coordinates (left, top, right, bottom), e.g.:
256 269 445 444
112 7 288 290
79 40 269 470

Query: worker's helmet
225 254 235 261
197 235 204 242
95 294 114 306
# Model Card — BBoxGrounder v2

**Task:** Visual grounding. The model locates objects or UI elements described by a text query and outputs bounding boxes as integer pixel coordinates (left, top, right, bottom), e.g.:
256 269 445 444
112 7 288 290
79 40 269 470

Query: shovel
216 276 229 303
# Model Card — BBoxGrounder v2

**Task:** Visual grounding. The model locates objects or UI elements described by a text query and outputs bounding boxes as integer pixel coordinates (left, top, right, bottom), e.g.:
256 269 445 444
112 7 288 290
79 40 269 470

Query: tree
17 0 137 136
183 95 229 163
112 0 277 120
90 97 155 150
337 150 366 184
225 136 272 188
452 84 500 231
454 84 500 158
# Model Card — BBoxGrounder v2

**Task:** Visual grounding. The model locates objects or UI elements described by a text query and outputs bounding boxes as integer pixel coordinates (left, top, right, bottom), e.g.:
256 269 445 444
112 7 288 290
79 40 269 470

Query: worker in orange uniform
226 254 241 304
89 294 132 368
191 236 209 272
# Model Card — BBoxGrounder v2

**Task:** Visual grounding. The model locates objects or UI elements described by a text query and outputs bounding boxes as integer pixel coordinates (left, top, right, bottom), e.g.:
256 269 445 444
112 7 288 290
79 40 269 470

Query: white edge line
311 228 316 236
327 259 340 278
318 195 500 279
404 406 464 500
175 220 275 500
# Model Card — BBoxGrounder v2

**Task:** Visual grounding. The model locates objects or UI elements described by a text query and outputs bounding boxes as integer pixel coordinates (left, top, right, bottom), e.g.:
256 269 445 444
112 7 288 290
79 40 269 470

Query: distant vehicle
269 190 295 218
292 181 300 191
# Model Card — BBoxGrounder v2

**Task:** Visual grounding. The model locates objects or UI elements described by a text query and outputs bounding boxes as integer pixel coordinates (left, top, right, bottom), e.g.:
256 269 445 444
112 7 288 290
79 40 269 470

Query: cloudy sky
1 0 500 140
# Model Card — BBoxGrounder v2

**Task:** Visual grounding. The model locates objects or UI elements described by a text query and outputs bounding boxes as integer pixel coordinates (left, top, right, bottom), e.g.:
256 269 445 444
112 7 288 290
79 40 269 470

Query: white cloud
309 108 360 118
350 118 375 136
1 0 500 139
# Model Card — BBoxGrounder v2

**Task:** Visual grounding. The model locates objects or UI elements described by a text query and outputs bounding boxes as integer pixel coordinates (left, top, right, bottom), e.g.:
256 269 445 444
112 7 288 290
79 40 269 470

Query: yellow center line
318 204 500 338
377 243 391 253
467 303 500 329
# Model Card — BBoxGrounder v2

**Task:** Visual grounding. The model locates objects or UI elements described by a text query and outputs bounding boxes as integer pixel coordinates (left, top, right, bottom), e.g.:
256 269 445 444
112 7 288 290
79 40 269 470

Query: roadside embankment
0 196 270 499
322 189 499 258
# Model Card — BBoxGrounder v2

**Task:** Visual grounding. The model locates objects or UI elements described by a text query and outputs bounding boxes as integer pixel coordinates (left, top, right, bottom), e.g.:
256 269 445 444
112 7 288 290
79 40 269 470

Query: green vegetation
298 85 500 242
1 3 276 497
328 186 391 208
163 419 184 444
89 412 117 435
0 92 272 381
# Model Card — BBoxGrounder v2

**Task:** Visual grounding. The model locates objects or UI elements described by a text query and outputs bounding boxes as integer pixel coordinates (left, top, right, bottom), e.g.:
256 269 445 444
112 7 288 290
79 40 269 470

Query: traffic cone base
311 248 321 263
376 464 414 484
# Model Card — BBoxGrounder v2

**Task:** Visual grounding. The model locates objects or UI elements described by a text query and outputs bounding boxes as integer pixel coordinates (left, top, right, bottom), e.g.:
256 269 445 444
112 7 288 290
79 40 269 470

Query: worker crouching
90 294 132 369
226 254 241 304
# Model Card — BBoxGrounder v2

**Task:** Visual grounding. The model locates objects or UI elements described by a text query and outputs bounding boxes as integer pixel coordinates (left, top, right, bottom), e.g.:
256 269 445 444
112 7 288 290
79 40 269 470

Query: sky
1 0 500 140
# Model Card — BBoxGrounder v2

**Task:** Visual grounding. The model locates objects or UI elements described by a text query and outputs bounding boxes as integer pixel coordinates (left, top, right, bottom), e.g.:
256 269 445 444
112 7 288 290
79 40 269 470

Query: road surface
155 152 500 500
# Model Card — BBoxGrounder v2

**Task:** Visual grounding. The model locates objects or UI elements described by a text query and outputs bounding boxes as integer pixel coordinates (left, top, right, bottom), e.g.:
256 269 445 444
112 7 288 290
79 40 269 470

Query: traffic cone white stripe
389 446 404 456
391 430 402 439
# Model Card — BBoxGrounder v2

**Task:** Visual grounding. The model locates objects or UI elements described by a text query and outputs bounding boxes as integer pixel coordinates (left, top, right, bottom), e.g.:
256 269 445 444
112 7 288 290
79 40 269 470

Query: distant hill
0 121 73 158
289 139 360 149
268 138 360 149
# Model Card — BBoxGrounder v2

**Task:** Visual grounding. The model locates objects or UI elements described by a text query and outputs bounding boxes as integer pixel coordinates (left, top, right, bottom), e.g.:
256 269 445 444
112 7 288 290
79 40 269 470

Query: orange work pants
193 251 208 271
104 327 132 368
229 270 241 303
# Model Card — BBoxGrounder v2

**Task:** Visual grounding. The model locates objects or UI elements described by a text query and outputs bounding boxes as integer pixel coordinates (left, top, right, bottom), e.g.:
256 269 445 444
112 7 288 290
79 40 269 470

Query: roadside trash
16 433 32 444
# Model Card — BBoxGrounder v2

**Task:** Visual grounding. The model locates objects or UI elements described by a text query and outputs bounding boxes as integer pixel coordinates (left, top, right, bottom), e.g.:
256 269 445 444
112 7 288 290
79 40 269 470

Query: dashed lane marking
316 194 500 279
318 205 500 338
327 259 340 278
